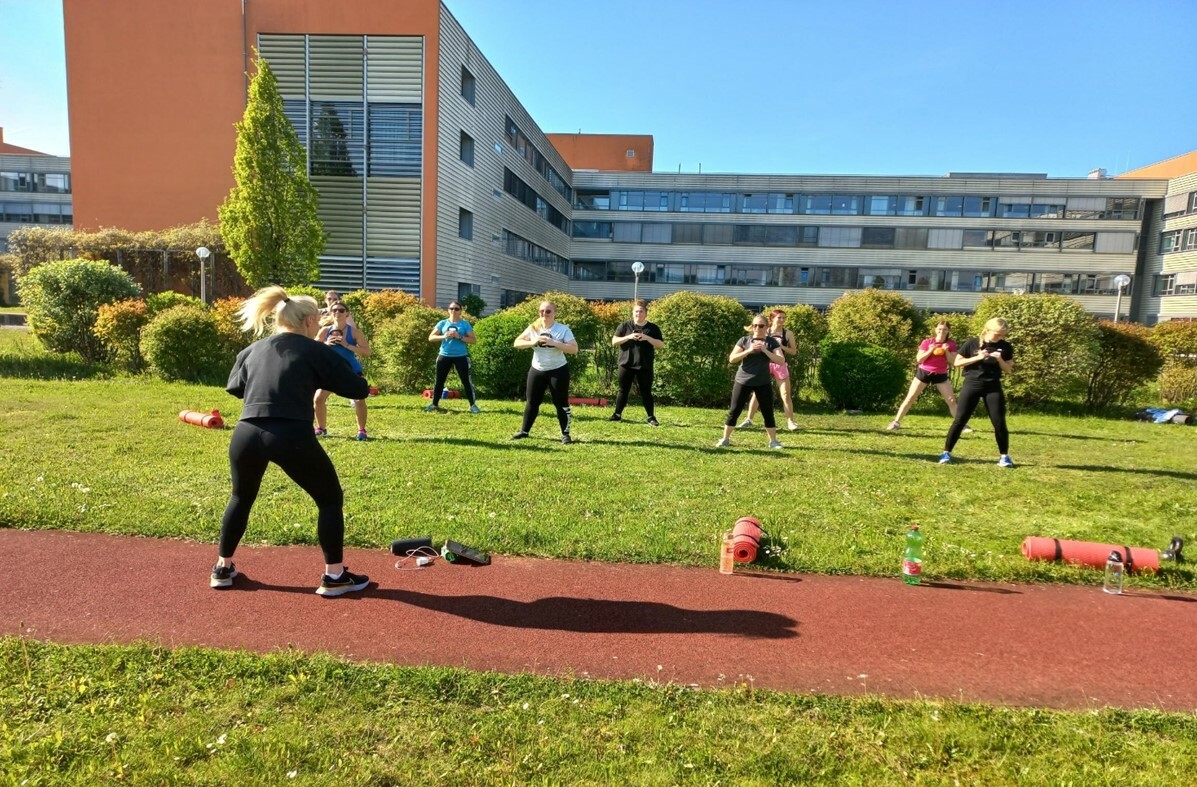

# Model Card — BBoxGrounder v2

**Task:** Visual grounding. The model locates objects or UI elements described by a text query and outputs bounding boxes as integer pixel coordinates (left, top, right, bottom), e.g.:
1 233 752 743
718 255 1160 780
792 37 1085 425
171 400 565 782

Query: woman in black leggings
214 286 372 596
939 317 1015 467
425 301 480 413
716 315 787 449
511 300 579 444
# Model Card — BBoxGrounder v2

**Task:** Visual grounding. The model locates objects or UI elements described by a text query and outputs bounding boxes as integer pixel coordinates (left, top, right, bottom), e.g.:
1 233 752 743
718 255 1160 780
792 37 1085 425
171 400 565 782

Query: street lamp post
195 246 211 304
1113 274 1131 324
631 261 644 301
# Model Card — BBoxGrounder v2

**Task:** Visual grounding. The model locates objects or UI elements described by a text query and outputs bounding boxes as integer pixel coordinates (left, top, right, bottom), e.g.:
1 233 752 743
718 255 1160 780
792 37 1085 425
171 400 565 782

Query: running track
3 529 1194 711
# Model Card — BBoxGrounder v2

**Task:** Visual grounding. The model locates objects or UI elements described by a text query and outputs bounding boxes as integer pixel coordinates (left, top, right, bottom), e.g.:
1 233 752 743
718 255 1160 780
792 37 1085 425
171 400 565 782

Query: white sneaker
886 421 900 431
769 440 784 450
737 419 753 429
715 438 731 447
962 425 975 434
787 420 800 432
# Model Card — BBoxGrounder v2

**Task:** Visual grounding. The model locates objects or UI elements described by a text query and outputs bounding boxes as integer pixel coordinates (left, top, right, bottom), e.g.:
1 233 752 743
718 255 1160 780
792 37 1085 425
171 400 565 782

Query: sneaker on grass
469 404 482 414
937 451 952 464
210 563 238 589
769 440 784 450
316 568 370 597
314 427 327 437
886 421 900 431
561 433 573 445
608 413 622 422
356 430 368 441
962 425 975 434
998 454 1015 468
423 404 440 413
714 437 731 448
647 417 660 427
737 418 753 429
511 431 529 440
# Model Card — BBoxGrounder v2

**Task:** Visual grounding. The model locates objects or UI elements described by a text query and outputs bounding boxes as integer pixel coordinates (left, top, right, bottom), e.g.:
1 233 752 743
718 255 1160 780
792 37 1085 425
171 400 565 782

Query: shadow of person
369 589 800 639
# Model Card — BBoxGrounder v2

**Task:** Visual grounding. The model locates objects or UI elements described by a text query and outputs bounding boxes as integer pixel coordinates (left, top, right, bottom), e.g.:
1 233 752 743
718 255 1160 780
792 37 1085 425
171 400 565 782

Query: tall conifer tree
219 57 325 288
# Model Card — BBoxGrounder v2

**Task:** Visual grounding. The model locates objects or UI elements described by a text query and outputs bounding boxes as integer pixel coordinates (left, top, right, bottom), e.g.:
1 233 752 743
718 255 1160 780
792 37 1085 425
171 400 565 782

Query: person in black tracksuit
211 286 373 597
940 317 1015 467
609 299 664 426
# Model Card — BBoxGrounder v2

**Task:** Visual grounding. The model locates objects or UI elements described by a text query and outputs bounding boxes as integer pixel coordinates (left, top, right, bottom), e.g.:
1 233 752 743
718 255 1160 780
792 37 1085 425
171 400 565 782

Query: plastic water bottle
902 525 924 585
1104 550 1124 595
719 532 734 575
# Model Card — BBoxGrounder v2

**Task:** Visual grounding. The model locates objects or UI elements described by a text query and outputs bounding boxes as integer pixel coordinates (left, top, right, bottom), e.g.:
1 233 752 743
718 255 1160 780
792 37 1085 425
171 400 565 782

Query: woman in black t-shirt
717 316 787 449
608 299 665 426
939 317 1015 467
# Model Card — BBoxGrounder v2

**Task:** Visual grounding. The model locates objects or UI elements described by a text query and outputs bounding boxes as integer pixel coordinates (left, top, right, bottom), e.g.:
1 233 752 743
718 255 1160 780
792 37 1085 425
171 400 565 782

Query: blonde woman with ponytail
512 300 578 443
938 317 1016 467
213 286 373 596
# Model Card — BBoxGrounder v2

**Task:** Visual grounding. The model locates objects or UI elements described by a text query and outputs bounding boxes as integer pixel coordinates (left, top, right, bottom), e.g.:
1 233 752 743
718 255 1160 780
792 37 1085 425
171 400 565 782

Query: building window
458 209 473 240
626 149 635 158
1185 229 1197 251
1156 274 1176 296
1161 230 1182 253
367 103 421 177
460 66 476 105
1062 232 1095 252
458 282 480 302
459 131 475 167
1190 192 1197 213
1102 198 1140 220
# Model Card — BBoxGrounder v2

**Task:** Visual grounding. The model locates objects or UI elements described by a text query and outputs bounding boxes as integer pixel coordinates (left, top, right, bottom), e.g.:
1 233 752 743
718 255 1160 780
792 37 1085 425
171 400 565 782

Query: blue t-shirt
435 318 473 357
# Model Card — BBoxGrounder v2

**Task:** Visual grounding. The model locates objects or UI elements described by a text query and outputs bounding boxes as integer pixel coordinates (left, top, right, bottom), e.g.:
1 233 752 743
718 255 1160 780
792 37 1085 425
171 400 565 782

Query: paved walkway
3 529 1194 712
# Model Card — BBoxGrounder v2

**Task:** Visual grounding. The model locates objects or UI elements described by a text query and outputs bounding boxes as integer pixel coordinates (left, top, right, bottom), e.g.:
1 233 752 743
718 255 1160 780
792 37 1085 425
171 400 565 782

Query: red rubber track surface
3 530 1194 711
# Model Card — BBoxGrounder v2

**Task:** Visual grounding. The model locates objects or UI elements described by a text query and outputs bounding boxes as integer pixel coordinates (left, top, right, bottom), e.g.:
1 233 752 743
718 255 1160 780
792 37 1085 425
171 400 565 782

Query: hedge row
16 258 1197 410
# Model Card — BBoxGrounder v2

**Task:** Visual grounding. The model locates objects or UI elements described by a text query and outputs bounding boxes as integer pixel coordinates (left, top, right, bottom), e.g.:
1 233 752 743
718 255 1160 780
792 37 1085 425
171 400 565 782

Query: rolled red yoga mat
422 389 460 399
567 397 609 407
179 409 224 429
1021 536 1160 574
731 516 762 563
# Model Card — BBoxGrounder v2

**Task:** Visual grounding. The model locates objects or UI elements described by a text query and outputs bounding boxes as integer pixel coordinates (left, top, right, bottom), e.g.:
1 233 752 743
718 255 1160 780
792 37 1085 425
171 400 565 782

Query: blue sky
2 0 1194 176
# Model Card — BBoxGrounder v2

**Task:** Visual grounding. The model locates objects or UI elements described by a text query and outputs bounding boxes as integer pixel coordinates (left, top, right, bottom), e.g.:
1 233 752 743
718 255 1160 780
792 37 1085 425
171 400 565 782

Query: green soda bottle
902 525 924 585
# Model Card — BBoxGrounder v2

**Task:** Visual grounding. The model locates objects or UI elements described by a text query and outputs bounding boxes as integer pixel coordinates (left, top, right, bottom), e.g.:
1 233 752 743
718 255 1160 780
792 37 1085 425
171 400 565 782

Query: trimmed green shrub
507 291 600 382
1158 361 1197 407
826 289 925 359
471 310 534 398
971 294 1099 405
146 291 204 317
589 300 633 395
1149 320 1197 360
650 291 749 407
817 341 907 411
211 296 253 357
141 305 233 384
371 305 443 393
1085 321 1164 409
460 293 486 316
18 258 140 362
762 303 828 395
93 298 149 373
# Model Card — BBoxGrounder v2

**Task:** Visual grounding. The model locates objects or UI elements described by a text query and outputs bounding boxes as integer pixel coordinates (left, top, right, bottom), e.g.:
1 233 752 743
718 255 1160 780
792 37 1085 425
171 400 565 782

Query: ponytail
238 286 320 336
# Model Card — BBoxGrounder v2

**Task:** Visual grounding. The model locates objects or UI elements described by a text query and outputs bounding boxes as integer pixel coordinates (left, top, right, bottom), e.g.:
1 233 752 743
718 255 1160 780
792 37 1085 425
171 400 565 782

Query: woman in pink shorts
887 321 969 432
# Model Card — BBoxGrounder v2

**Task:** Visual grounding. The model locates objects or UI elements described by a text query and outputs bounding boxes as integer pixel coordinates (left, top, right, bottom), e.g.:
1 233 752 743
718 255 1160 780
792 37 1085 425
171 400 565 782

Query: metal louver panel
309 36 363 100
282 99 307 148
1066 196 1105 211
365 260 421 293
311 175 364 256
366 178 420 258
1094 232 1135 254
258 34 306 98
366 37 423 102
1164 193 1188 215
316 258 365 291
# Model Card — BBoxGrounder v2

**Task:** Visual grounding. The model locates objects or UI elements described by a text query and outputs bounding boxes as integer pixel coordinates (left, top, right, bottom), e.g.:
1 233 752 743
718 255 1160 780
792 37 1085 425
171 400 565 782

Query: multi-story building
61 0 1191 323
0 127 73 303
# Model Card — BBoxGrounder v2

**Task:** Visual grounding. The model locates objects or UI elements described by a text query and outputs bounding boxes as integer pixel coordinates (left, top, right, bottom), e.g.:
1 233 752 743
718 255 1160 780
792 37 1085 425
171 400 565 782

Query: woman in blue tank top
314 302 372 440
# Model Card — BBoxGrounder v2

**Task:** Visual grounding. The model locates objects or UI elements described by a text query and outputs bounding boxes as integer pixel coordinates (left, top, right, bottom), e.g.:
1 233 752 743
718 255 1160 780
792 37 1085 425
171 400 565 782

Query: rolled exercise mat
391 537 433 556
1021 536 1160 573
179 409 224 429
731 516 763 563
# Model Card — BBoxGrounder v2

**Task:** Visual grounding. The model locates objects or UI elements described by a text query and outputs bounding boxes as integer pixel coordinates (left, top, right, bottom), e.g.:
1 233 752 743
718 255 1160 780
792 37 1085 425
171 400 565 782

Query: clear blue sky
2 0 1194 176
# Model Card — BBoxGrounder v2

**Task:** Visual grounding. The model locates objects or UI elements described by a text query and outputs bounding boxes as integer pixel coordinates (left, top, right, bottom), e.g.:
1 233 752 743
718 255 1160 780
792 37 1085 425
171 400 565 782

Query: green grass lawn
3 640 1194 785
1 369 1194 588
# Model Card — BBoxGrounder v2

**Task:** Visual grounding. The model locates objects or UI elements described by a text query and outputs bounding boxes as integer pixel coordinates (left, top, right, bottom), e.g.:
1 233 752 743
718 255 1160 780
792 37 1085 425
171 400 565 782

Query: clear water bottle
1104 550 1124 595
902 525 924 585
719 532 734 575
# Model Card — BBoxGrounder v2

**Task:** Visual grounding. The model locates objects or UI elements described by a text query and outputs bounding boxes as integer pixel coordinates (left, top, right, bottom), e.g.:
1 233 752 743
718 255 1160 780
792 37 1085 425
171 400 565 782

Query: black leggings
432 355 476 405
522 365 572 434
613 365 655 418
726 382 776 428
945 380 1009 454
220 418 346 564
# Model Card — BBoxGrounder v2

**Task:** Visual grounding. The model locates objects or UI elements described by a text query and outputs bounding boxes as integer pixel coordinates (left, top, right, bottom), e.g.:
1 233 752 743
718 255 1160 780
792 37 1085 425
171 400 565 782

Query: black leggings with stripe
945 379 1009 454
220 418 346 564
522 364 572 435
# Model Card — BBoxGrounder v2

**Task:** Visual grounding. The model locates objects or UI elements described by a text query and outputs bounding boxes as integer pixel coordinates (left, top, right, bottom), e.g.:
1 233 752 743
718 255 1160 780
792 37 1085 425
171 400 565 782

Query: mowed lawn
0 373 1193 589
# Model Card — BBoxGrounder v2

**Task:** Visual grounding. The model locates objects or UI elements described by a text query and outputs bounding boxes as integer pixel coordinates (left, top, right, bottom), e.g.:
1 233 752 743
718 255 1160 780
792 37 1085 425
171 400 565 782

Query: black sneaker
647 417 660 427
316 568 370 597
608 413 622 422
511 431 529 440
210 562 238 589
561 433 573 445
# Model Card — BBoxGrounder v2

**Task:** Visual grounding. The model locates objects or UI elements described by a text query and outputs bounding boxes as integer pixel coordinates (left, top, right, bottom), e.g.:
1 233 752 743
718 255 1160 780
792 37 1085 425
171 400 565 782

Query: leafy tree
218 56 325 288
460 293 486 317
970 293 1099 405
19 259 140 362
1085 321 1163 409
826 290 925 359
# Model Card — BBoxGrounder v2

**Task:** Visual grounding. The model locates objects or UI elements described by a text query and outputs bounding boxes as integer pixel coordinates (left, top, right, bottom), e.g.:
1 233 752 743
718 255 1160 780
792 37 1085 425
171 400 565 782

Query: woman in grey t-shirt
511 300 579 443
716 315 787 449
